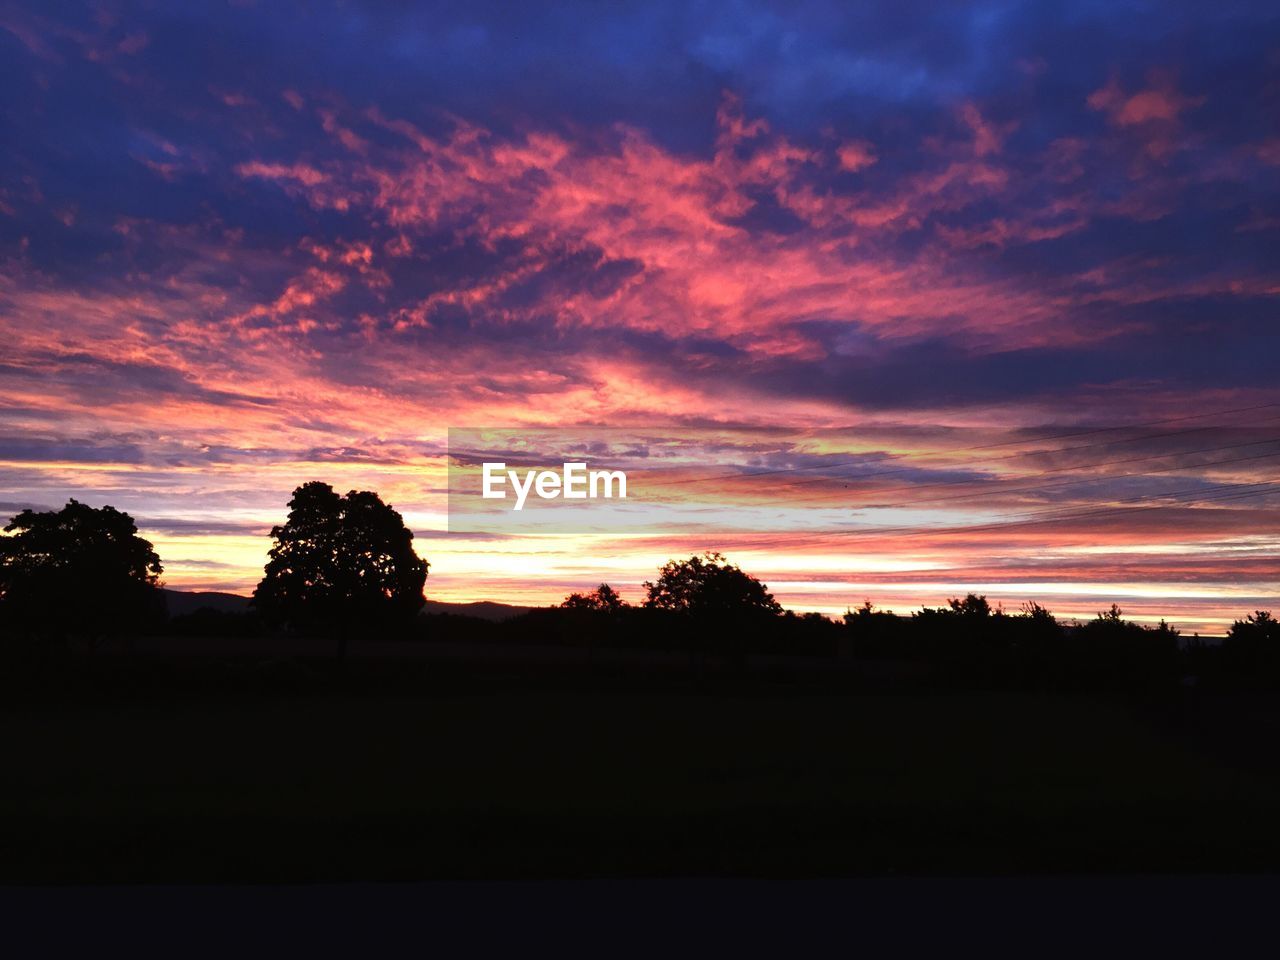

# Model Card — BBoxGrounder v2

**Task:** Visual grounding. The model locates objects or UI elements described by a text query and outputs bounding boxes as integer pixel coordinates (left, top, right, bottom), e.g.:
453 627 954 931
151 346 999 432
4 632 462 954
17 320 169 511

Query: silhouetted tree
849 599 877 618
911 593 1009 676
252 482 428 657
1019 601 1057 625
1095 603 1127 627
561 583 628 612
0 499 163 649
557 584 629 664
946 593 996 618
644 552 780 665
1221 610 1280 676
773 609 842 657
644 552 780 618
1073 604 1179 688
1228 610 1278 645
842 600 912 659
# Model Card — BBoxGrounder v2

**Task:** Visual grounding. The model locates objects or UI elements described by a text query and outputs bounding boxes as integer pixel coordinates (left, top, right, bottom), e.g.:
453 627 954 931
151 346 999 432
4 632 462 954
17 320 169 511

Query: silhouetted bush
7 504 1268 697
842 601 915 658
840 596 1185 690
1217 611 1280 684
561 583 628 612
1063 605 1181 690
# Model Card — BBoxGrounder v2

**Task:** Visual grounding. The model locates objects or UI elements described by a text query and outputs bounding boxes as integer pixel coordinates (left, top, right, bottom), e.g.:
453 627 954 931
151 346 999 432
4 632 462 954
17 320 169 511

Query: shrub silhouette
643 552 780 618
1221 611 1280 676
0 499 163 648
1070 604 1180 688
561 583 628 612
15 496 1270 696
252 482 428 656
644 552 781 664
908 593 1012 678
946 593 995 618
837 596 1191 690
843 600 913 659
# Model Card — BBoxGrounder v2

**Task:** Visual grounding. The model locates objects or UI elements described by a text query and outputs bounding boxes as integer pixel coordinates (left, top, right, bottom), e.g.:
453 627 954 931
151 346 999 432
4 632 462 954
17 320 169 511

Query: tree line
1 485 1277 688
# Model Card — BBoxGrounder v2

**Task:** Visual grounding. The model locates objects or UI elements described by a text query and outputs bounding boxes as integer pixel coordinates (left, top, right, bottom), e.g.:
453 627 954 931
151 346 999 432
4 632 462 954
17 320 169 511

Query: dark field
5 647 1280 882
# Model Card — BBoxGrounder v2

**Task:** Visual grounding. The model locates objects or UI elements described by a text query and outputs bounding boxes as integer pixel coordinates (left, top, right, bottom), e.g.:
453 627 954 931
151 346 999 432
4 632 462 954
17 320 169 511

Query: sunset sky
2 1 1278 632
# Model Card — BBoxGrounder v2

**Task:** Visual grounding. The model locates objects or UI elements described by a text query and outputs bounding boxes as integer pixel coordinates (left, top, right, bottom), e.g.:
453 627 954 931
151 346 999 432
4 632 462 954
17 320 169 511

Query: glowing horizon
2 3 1278 635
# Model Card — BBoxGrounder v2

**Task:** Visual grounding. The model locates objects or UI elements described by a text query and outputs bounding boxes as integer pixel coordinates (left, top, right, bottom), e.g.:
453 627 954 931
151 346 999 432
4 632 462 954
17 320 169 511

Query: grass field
4 651 1280 881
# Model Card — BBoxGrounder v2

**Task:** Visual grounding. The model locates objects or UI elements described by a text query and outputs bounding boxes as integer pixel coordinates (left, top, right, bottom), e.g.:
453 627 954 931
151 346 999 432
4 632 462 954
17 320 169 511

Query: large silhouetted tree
0 500 164 648
644 552 780 617
644 552 780 665
252 482 428 656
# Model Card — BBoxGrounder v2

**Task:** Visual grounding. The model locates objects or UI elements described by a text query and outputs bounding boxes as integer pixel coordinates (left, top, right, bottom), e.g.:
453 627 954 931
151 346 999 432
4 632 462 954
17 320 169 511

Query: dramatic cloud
1 1 1278 630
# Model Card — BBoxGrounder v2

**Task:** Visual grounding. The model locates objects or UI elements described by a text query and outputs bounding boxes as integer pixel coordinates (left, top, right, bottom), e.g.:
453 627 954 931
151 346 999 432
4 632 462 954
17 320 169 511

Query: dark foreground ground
4 640 1280 882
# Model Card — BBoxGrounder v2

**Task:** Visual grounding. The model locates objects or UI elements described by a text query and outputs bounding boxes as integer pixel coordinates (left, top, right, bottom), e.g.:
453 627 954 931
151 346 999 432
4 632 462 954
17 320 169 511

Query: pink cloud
5 89 1277 628
235 161 328 187
1089 75 1204 126
117 31 149 55
1088 71 1205 162
836 140 877 172
959 102 1011 156
1256 139 1280 165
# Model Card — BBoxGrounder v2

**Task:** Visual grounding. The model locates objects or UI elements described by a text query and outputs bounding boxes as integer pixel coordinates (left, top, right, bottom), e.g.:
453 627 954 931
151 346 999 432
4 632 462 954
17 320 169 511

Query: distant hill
162 589 250 616
424 600 535 621
162 589 534 622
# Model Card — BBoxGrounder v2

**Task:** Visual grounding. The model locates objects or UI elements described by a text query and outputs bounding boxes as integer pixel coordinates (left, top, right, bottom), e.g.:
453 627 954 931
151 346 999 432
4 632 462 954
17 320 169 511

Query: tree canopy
1221 610 1280 671
252 482 428 650
643 552 780 619
0 499 163 643
560 583 628 612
